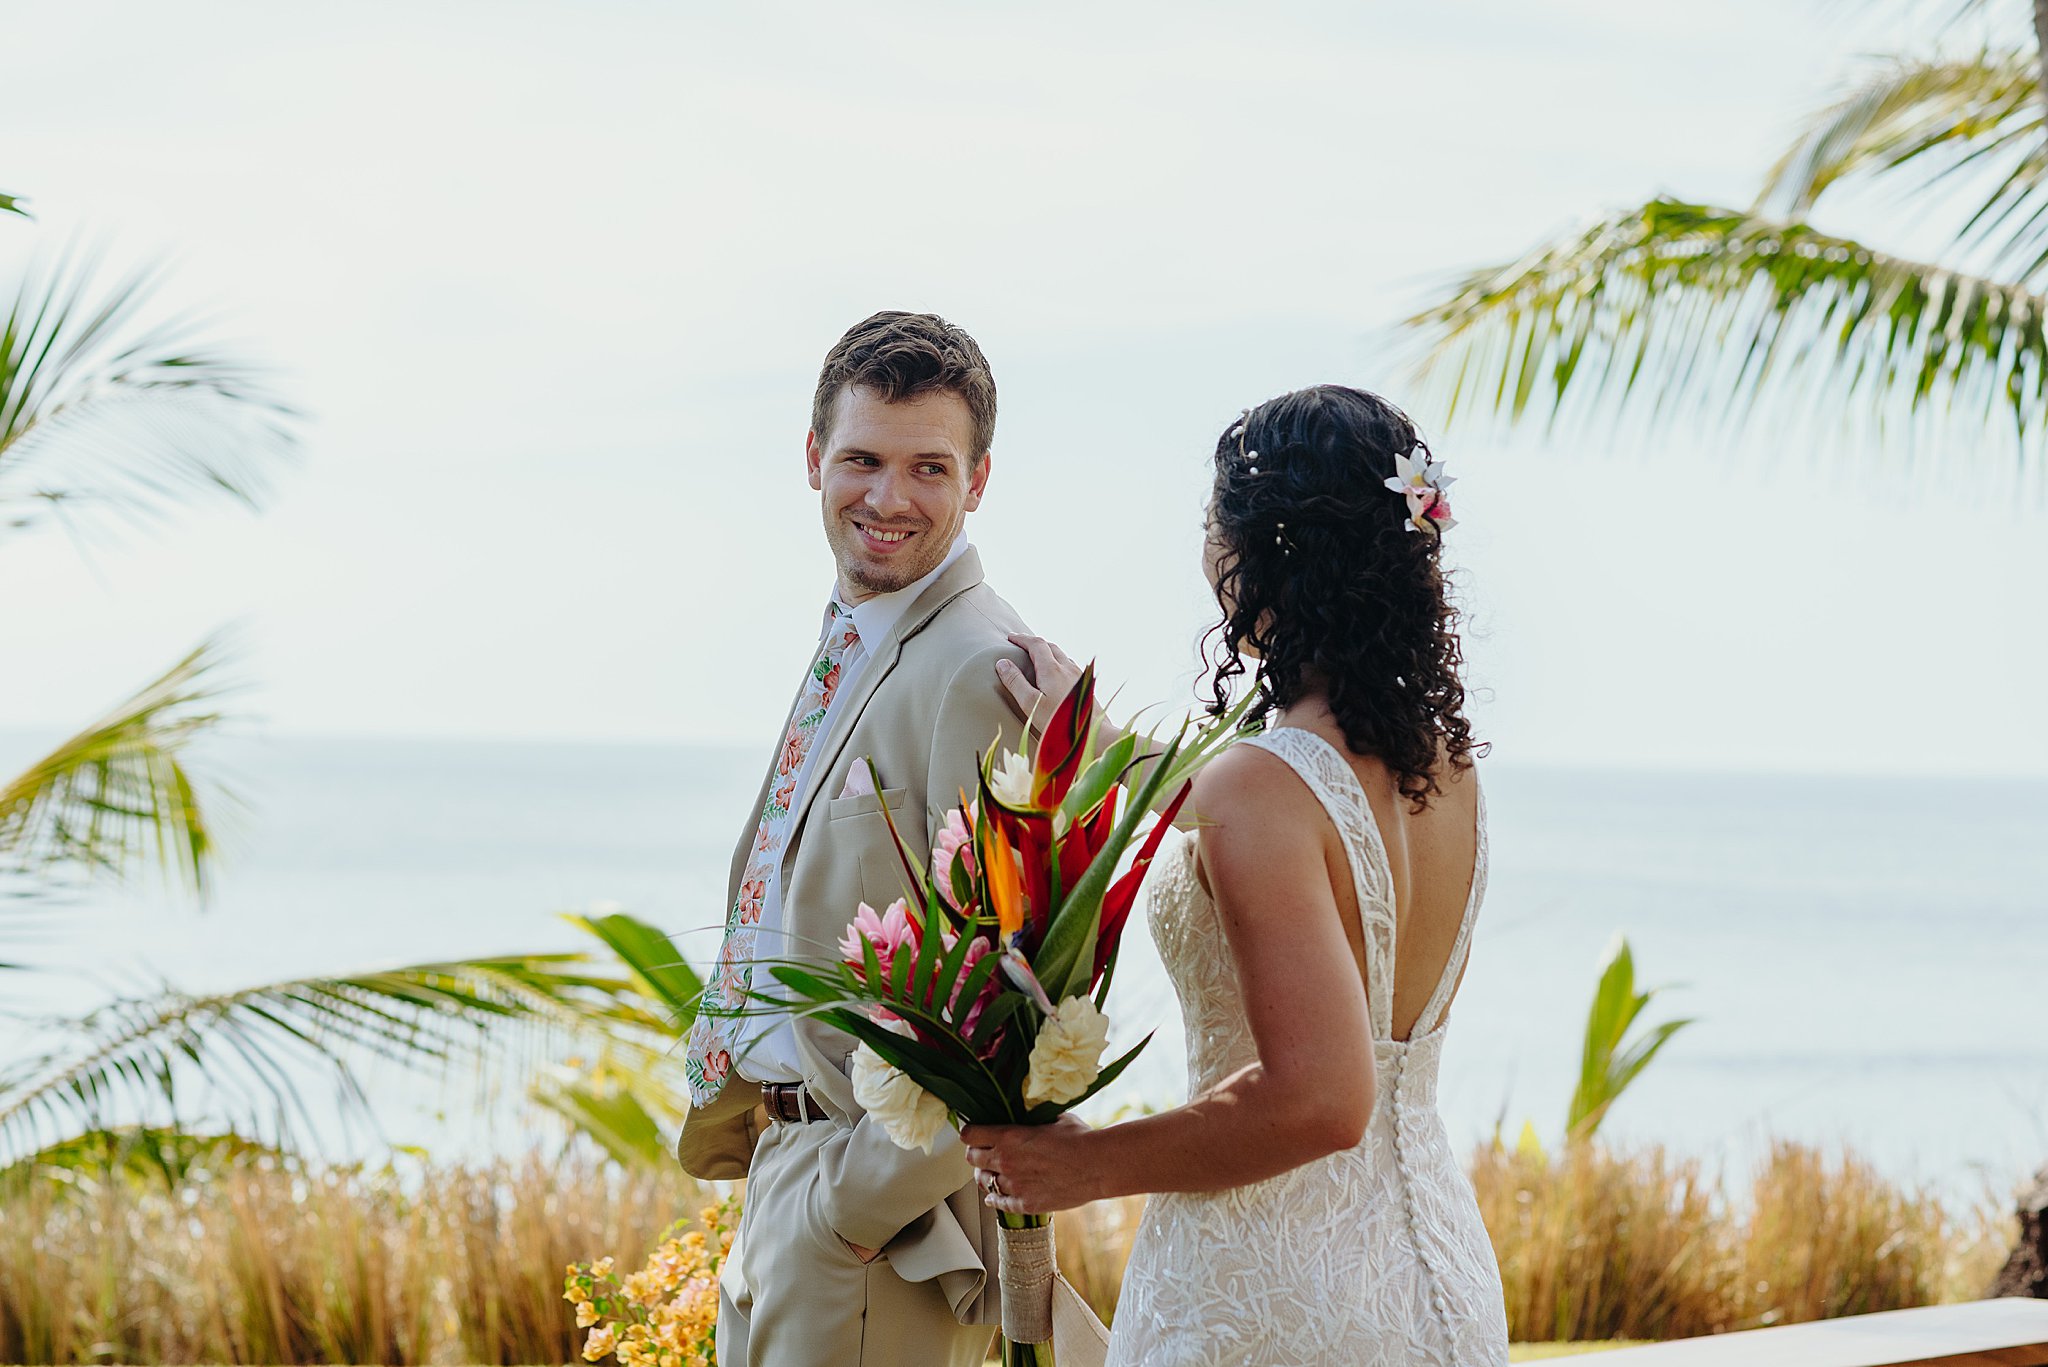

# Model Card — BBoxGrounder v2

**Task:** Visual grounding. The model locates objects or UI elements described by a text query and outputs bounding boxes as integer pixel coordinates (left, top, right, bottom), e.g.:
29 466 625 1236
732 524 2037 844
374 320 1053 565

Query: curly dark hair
1203 385 1484 810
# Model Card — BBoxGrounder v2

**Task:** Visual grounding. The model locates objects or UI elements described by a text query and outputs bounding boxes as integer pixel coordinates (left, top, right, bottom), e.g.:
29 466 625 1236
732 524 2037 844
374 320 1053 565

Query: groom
677 311 1028 1367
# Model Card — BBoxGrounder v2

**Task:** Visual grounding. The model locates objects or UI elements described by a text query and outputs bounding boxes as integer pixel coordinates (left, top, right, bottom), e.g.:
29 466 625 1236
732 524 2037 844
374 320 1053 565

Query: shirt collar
829 534 972 649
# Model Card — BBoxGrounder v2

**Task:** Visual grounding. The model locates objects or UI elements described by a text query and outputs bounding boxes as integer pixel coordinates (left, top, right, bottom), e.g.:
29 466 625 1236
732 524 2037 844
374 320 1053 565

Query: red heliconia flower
1091 779 1192 982
1057 793 1113 893
1032 664 1096 809
1013 808 1055 939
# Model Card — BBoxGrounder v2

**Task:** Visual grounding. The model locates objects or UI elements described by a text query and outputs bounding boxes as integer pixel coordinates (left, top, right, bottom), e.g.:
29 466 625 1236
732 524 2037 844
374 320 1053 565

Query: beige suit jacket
677 547 1027 1325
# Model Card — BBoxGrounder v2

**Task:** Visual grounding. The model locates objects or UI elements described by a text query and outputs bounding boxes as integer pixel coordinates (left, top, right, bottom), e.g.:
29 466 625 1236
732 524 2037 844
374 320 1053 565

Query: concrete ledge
1557 1299 2048 1367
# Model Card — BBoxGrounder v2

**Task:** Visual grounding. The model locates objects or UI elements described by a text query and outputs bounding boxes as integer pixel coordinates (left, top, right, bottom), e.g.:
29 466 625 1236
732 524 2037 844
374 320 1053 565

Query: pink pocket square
839 760 877 799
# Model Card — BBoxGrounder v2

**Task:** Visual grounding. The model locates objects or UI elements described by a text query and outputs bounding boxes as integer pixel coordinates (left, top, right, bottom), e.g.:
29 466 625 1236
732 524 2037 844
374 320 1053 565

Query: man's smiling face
807 385 991 603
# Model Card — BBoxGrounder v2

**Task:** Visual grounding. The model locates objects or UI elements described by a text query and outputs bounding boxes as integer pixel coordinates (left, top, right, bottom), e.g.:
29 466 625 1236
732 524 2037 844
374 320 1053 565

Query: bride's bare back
1199 707 1482 1044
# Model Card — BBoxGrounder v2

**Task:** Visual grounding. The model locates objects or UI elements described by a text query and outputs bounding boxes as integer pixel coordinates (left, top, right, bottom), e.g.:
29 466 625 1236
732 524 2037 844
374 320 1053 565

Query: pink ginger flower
931 807 978 910
838 899 920 980
838 897 1002 1047
949 932 998 1043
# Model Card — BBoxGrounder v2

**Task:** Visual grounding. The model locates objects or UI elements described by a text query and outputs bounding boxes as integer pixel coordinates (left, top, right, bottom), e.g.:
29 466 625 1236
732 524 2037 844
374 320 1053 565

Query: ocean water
3 734 2044 1199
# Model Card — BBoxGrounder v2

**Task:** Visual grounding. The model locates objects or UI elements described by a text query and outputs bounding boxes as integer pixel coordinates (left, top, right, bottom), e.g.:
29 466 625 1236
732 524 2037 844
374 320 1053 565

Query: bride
961 385 1511 1366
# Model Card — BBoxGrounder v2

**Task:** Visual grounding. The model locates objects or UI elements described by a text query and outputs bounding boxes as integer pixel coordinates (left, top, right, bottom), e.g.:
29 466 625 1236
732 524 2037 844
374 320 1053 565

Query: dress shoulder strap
1237 728 1398 1041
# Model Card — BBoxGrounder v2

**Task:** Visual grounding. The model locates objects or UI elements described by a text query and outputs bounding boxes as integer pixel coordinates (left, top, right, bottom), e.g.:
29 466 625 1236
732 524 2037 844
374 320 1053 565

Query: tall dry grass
0 1139 2013 1362
1471 1139 2009 1343
1054 1193 1149 1324
0 1154 711 1366
1051 1142 2008 1345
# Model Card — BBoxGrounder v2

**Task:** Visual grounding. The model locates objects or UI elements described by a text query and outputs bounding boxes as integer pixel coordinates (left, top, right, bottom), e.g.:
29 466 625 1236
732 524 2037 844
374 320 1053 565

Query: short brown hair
811 311 997 462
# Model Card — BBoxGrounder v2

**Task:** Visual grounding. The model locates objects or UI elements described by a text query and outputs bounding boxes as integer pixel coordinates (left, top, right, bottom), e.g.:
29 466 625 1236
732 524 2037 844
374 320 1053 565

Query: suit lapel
782 548 987 843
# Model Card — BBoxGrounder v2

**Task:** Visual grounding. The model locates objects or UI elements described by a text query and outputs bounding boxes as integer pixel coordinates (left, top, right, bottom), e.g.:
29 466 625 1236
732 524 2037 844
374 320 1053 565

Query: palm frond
1761 51 2048 283
562 908 704 1029
530 911 705 1166
0 249 302 538
0 1125 285 1192
1406 198 2048 456
1763 51 2038 211
0 950 647 1163
531 1064 671 1169
1566 936 1695 1144
0 637 232 897
0 193 26 220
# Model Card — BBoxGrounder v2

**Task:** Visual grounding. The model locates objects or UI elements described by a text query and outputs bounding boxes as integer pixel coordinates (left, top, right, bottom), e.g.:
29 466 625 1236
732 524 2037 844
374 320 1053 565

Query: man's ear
806 430 824 491
964 449 993 512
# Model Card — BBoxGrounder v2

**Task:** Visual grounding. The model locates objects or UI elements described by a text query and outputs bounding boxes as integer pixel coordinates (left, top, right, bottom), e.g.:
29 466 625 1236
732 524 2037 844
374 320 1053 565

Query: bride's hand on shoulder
961 1112 1100 1215
999 634 1128 754
995 633 1086 733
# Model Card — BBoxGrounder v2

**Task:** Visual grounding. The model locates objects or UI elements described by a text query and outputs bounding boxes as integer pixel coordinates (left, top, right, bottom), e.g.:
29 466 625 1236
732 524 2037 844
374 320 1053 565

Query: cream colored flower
850 1041 952 1154
1024 995 1110 1106
582 1324 619 1362
575 1300 600 1329
989 748 1034 809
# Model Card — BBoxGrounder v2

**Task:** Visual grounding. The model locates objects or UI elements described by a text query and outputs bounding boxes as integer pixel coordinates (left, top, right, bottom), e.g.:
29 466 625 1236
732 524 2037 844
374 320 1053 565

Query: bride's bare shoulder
1190 741 1317 828
1190 742 1339 906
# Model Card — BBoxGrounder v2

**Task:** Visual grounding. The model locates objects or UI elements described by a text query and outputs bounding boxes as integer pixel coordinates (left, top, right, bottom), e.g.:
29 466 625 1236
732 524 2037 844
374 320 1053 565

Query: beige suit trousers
717 1118 997 1367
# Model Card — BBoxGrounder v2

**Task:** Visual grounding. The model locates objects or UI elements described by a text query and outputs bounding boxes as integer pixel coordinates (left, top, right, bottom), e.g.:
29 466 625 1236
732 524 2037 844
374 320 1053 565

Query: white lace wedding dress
1105 728 1511 1367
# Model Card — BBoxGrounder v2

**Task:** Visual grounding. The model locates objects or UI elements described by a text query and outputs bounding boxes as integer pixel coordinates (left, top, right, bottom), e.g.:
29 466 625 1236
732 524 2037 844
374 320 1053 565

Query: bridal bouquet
759 666 1238 1366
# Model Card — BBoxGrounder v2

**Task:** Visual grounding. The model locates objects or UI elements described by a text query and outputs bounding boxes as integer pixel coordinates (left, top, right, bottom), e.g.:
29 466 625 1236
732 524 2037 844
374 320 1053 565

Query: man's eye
918 463 947 476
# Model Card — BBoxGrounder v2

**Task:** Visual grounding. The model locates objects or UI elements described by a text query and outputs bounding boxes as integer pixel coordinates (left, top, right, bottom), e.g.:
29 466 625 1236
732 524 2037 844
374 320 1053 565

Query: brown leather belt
762 1082 829 1124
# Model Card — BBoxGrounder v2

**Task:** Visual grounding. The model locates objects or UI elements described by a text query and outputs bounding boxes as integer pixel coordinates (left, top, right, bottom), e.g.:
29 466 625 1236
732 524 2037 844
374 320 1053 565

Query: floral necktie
684 602 860 1106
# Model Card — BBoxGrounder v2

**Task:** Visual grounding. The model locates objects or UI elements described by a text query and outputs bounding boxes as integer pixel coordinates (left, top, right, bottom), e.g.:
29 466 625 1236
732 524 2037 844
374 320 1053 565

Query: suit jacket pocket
822 788 916 910
825 787 910 822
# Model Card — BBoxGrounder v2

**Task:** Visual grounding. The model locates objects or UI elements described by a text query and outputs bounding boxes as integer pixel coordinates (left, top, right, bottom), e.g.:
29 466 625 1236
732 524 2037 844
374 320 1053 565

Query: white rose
849 1042 952 1154
1023 995 1111 1107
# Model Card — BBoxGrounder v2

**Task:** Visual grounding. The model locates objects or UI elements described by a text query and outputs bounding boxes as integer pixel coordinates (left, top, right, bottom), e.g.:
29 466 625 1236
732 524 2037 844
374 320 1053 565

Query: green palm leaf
530 1065 669 1168
1762 51 2048 282
0 250 301 538
0 193 26 220
1407 198 2048 452
1566 936 1695 1144
562 908 704 1027
528 911 706 1166
1764 51 2039 212
0 950 642 1163
0 1125 284 1190
0 637 231 898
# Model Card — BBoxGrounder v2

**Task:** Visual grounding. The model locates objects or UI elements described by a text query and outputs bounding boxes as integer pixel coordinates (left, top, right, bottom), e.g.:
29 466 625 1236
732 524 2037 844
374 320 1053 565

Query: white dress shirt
735 534 972 1085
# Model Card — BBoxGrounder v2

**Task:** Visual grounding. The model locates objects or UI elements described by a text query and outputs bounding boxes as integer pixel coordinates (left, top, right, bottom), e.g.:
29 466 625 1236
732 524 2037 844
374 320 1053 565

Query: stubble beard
830 509 948 598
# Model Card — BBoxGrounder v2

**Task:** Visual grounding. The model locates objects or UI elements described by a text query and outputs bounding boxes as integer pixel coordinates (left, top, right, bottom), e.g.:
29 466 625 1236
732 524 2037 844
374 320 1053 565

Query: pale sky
5 0 2045 775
